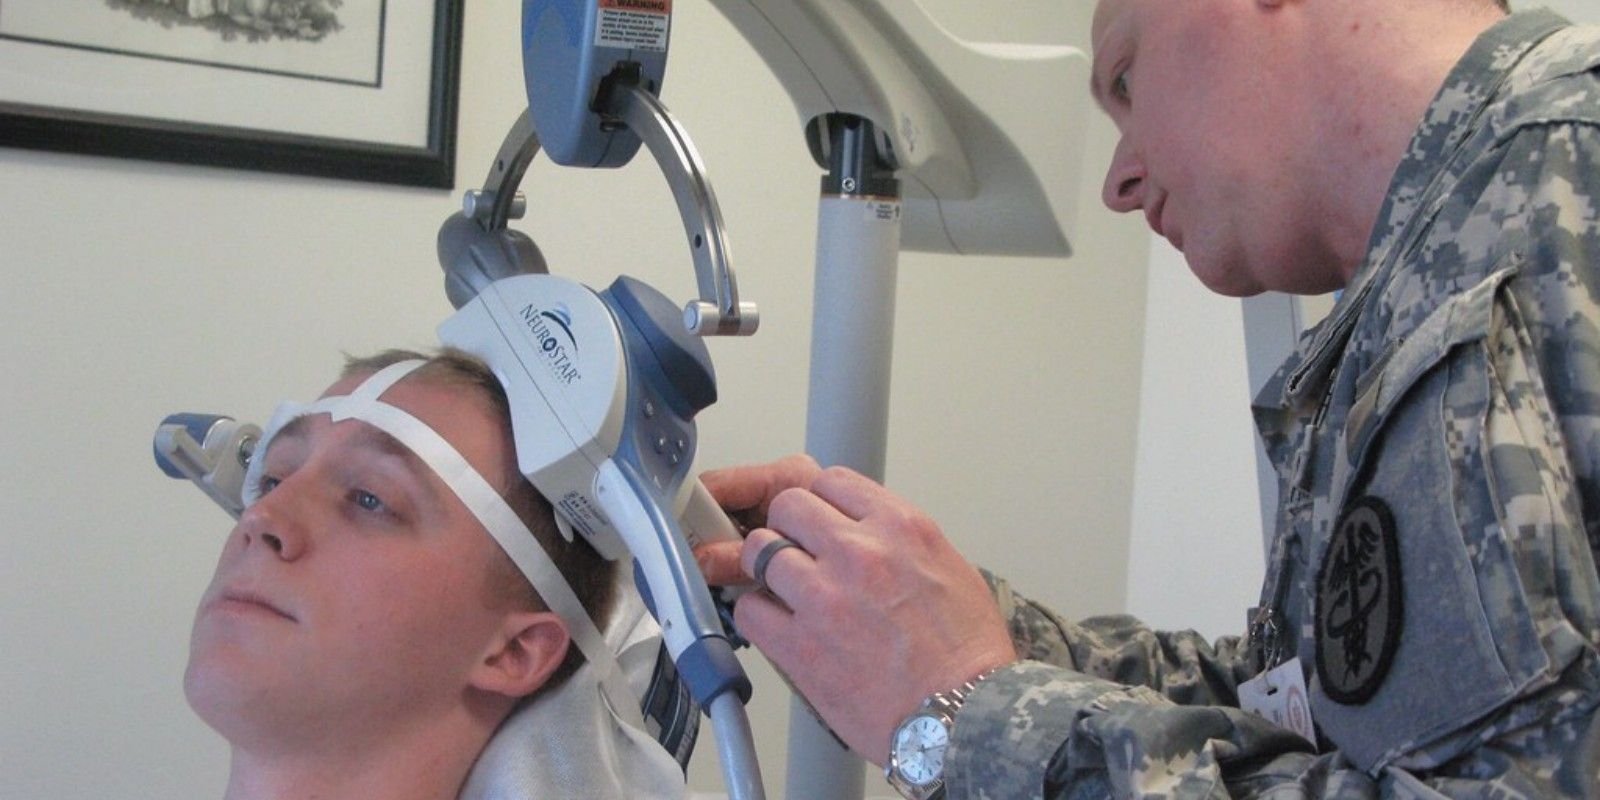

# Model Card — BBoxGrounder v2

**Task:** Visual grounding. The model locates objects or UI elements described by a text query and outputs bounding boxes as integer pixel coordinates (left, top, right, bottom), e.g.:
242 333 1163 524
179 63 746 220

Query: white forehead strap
243 360 643 730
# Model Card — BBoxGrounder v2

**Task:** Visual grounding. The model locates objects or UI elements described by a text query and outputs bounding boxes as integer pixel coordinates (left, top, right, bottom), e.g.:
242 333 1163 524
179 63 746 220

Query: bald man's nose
1102 137 1145 213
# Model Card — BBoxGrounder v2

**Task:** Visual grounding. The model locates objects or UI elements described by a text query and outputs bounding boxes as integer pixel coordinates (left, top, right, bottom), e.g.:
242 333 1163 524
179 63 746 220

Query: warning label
557 490 609 540
596 0 671 53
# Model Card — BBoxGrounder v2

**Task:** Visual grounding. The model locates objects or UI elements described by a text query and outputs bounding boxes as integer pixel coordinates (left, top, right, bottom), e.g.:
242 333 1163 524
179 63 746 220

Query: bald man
700 1 1600 797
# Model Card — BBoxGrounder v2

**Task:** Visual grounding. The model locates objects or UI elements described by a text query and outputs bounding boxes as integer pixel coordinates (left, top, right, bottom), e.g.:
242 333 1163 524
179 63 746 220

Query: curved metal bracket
439 111 548 309
443 102 759 336
605 84 759 337
468 109 542 231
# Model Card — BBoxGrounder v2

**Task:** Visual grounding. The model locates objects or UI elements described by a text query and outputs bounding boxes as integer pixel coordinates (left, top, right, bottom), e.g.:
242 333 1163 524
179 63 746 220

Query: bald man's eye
1112 69 1131 102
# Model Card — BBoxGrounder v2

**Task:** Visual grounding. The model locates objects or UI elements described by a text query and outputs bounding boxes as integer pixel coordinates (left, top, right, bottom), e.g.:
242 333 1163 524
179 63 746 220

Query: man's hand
694 454 822 585
695 457 1017 764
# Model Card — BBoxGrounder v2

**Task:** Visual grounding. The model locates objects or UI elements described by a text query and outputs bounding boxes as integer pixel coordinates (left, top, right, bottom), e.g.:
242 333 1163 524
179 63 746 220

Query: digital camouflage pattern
943 10 1600 798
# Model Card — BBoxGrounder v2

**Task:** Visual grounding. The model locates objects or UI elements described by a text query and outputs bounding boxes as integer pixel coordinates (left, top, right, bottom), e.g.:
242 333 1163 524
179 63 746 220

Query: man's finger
701 454 821 515
733 590 799 656
694 540 747 586
809 466 902 522
740 528 819 605
765 486 857 556
700 464 775 514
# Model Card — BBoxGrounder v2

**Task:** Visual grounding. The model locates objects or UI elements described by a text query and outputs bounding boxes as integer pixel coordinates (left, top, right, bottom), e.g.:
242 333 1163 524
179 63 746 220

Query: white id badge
1238 657 1317 747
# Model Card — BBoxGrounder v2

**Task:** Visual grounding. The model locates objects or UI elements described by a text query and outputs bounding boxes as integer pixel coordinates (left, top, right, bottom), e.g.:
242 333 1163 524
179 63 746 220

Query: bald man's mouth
1149 190 1169 231
1147 193 1182 251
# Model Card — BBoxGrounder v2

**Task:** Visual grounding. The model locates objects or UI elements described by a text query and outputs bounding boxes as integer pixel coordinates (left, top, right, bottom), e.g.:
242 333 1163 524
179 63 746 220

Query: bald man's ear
469 611 571 699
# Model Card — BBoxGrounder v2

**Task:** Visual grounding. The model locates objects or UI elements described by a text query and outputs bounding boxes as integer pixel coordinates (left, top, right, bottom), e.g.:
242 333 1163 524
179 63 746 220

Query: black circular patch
1315 495 1404 705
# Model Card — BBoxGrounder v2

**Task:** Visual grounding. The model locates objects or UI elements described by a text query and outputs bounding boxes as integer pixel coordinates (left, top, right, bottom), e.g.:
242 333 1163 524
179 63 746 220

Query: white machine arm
708 0 1091 257
153 414 261 519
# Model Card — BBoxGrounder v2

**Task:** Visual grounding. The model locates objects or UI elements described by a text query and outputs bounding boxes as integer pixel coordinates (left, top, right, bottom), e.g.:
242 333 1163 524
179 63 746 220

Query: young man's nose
235 480 310 561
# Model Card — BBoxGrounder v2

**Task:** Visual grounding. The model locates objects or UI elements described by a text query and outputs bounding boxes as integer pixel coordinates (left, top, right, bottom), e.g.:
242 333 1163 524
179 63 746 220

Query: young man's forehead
270 414 437 485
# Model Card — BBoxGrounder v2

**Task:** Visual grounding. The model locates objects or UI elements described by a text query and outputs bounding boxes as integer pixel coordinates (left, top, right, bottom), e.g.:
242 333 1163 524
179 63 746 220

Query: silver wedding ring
752 536 801 595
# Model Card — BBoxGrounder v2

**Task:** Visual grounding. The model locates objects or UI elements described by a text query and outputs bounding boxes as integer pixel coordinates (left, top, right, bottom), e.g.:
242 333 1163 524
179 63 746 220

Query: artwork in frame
0 0 464 188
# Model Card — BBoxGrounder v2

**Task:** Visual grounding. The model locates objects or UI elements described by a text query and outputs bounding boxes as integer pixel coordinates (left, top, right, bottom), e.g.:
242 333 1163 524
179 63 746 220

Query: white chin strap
244 360 686 799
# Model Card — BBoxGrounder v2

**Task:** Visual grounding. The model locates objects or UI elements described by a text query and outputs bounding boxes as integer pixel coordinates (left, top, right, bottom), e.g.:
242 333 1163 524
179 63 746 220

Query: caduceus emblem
1316 495 1402 704
1324 507 1386 678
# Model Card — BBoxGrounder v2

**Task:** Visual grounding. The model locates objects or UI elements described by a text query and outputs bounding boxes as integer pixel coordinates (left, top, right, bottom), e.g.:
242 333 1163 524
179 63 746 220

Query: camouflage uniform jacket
944 10 1600 798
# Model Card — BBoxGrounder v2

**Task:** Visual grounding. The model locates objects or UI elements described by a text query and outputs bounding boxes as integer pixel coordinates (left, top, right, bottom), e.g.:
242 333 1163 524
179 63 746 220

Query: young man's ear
469 611 571 699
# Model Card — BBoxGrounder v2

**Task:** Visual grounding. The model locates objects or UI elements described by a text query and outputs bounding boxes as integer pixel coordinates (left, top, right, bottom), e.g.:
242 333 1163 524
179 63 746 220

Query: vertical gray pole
787 116 901 800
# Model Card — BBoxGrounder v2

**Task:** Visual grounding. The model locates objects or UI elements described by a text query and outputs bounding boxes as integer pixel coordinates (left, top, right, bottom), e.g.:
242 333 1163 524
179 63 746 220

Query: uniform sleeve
984 569 1259 707
943 659 1595 799
970 575 1318 799
943 660 1317 799
1502 122 1600 571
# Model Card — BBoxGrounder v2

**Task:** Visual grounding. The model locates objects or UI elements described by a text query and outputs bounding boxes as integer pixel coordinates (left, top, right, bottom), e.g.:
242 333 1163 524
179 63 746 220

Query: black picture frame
0 0 464 189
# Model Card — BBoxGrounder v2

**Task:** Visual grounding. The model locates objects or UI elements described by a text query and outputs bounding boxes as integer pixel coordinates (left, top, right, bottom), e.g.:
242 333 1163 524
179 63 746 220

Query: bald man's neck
1296 0 1506 279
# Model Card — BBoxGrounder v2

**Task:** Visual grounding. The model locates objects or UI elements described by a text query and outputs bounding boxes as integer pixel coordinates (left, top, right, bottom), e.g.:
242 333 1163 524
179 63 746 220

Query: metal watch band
885 666 1005 800
927 664 1003 717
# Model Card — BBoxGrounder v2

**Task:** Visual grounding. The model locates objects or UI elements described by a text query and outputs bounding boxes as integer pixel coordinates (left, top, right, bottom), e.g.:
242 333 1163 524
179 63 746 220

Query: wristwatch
885 671 995 800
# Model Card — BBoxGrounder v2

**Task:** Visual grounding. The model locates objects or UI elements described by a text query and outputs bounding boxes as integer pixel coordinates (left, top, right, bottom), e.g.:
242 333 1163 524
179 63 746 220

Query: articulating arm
441 92 759 337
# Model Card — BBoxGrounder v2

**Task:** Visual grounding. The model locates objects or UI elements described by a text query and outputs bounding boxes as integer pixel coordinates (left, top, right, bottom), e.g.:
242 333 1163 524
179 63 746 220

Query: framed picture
0 0 464 188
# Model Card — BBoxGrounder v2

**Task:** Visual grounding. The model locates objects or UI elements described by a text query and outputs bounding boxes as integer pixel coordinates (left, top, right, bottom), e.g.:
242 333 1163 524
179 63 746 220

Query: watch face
892 714 950 787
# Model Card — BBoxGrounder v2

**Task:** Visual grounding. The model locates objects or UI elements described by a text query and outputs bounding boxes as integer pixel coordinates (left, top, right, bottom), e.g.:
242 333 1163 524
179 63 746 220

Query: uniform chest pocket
1311 264 1564 772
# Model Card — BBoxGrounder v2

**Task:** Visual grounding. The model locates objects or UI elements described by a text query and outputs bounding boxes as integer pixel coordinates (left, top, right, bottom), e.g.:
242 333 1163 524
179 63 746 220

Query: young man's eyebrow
266 416 444 503
271 414 313 444
343 426 445 502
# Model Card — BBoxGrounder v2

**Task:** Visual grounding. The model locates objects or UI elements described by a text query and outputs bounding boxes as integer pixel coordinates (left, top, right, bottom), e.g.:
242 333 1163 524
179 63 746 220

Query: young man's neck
1299 1 1507 282
221 712 494 800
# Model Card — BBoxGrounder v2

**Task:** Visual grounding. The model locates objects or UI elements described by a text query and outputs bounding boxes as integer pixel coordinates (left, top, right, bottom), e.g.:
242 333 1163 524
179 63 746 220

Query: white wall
1125 242 1265 640
0 2 1147 798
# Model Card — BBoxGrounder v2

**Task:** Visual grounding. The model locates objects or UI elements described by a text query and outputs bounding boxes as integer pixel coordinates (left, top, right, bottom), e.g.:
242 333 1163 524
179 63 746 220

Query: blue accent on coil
607 275 717 417
596 274 749 713
678 636 753 706
154 413 229 479
601 274 710 502
634 558 657 616
613 458 721 639
611 456 750 708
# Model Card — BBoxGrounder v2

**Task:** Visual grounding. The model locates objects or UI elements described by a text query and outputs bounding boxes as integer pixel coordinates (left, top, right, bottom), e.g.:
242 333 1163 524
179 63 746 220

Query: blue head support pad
242 360 689 799
522 0 671 167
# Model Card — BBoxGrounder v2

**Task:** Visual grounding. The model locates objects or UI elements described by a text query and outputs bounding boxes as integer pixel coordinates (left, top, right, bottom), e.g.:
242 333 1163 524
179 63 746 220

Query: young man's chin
184 648 301 744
